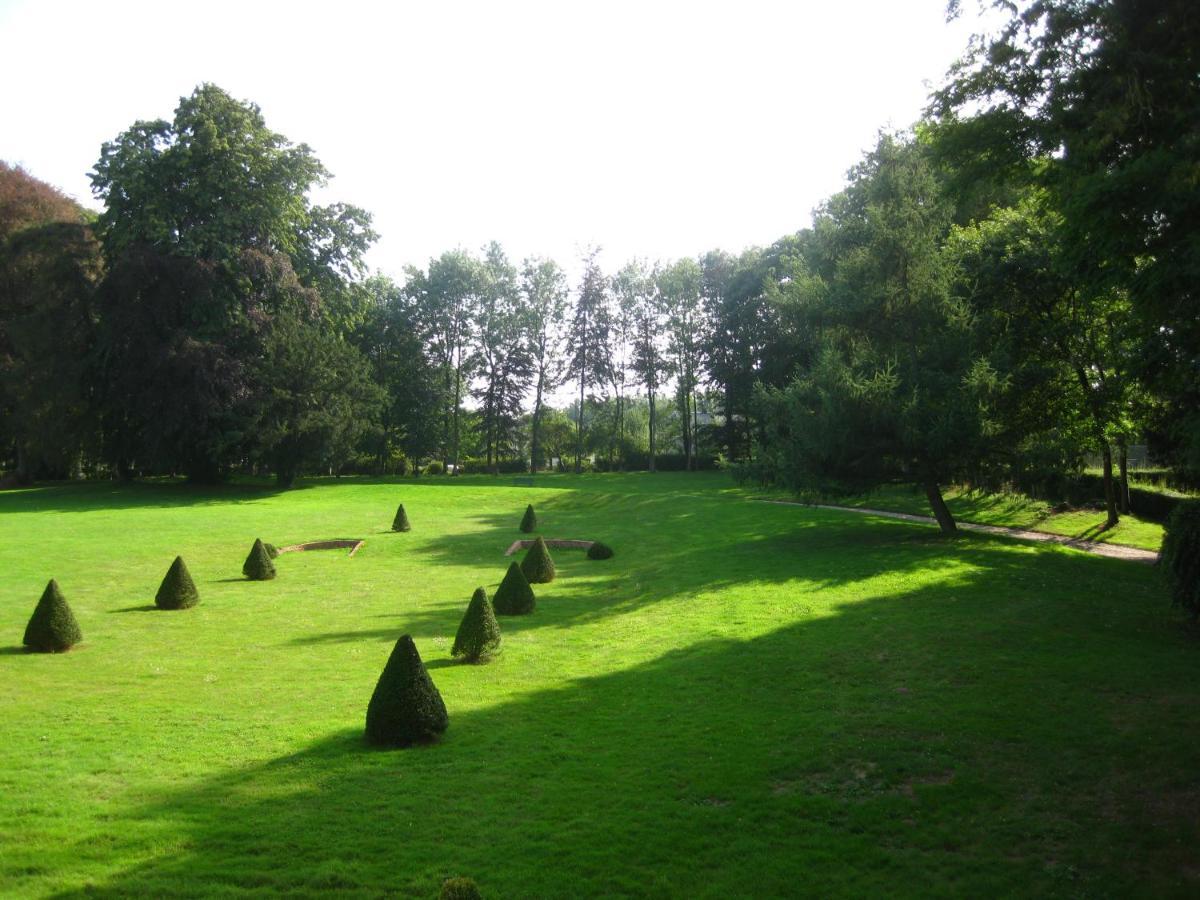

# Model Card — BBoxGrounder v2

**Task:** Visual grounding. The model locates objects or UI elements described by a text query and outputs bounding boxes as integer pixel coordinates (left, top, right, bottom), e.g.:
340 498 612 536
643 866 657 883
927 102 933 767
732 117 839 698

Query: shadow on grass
51 544 1195 899
109 605 159 613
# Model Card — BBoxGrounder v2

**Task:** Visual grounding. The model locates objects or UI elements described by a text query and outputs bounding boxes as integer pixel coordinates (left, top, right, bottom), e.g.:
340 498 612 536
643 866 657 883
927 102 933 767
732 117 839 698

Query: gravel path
756 499 1159 564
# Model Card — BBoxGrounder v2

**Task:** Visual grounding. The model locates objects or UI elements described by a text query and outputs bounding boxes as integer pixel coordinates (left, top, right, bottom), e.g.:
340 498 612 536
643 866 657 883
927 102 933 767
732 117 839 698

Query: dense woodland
1 0 1197 533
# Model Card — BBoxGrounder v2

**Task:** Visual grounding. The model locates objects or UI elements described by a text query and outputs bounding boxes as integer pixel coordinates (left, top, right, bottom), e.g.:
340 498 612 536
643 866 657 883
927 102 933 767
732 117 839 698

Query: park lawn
759 483 1166 552
0 472 1196 897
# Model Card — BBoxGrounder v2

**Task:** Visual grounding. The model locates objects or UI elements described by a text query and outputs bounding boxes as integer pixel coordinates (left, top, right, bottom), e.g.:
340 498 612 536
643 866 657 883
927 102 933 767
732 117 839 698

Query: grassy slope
751 483 1166 552
0 473 1196 897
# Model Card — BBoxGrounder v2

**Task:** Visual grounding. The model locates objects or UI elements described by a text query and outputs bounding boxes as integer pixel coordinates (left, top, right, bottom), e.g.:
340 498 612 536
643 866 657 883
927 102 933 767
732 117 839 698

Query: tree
23 579 82 652
521 535 557 584
365 634 449 747
493 560 535 615
243 538 277 580
451 587 502 662
155 556 200 610
392 503 412 532
760 134 1001 533
622 260 667 471
657 258 704 469
521 257 568 473
565 248 611 473
519 504 537 534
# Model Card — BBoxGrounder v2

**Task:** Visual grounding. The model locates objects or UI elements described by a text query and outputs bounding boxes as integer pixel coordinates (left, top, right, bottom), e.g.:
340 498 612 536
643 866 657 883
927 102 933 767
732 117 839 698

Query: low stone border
504 538 594 556
277 539 365 558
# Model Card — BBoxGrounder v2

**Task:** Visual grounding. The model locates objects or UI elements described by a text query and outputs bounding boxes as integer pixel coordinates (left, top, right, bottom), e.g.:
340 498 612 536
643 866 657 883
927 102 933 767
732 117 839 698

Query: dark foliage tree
365 634 449 747
392 503 411 532
621 260 666 472
23 579 82 652
242 538 277 580
493 560 536 615
521 535 556 584
155 556 200 610
521 257 568 473
1161 500 1200 621
451 587 502 662
657 259 704 470
519 504 537 533
566 248 611 473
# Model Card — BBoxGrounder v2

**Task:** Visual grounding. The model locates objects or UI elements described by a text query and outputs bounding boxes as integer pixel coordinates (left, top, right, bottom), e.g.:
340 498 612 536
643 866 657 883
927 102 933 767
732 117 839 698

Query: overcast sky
0 0 992 280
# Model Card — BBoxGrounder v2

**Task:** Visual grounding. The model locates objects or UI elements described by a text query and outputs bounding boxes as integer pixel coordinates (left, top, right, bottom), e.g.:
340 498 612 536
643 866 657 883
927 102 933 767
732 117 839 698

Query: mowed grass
0 473 1197 897
759 483 1167 552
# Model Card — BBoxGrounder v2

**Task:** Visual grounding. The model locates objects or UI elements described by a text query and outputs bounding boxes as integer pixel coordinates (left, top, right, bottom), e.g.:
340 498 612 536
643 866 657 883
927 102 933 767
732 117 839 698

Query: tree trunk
575 379 584 474
648 389 657 472
15 443 31 485
1101 443 1119 528
691 389 699 470
924 482 957 534
1118 441 1131 515
530 376 544 476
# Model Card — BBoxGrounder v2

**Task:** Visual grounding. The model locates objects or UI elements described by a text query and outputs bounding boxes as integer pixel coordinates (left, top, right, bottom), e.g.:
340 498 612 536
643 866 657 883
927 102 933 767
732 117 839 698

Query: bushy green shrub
521 535 556 584
23 579 82 652
425 461 444 476
492 561 535 615
242 538 277 580
155 556 200 609
392 503 412 532
587 541 614 560
1162 499 1200 620
452 587 502 662
264 543 280 559
365 634 449 747
439 877 483 900
519 503 537 533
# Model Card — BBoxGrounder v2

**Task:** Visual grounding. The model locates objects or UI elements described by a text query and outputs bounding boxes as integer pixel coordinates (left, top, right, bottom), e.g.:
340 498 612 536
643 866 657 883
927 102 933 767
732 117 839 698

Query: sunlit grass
0 473 1195 896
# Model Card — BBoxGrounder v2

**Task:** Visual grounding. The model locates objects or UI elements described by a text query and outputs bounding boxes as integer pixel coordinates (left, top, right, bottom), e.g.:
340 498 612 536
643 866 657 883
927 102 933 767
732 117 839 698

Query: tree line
2 0 1196 533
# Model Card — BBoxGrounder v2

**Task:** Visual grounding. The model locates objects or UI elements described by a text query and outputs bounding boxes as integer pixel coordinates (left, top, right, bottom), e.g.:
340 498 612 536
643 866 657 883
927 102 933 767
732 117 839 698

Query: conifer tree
365 634 449 747
452 587 502 662
521 535 556 584
155 556 200 609
242 538 277 580
493 560 536 615
392 503 411 532
519 504 537 533
23 579 82 652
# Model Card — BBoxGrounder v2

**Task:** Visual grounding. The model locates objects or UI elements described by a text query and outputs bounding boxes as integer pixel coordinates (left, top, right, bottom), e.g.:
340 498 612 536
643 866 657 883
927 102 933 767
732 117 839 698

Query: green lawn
1 473 1196 897
755 483 1166 552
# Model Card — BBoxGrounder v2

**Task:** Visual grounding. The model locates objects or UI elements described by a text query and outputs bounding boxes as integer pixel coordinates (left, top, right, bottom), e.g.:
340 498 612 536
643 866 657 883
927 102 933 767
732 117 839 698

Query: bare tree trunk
1118 441 1131 515
575 380 584 474
924 482 958 534
530 375 544 476
691 389 699 470
1101 443 1119 528
648 389 657 472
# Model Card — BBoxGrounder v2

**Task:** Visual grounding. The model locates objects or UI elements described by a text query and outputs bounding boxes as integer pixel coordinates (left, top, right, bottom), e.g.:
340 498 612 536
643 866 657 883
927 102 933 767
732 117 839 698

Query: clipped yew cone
452 587 502 662
493 560 535 615
519 503 537 533
242 538 276 580
23 579 82 652
392 503 411 532
521 535 556 584
365 635 448 747
155 556 200 609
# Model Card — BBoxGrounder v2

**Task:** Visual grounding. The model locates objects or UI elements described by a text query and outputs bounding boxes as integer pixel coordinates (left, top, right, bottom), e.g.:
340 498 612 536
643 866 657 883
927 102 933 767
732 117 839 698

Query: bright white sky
0 0 991 282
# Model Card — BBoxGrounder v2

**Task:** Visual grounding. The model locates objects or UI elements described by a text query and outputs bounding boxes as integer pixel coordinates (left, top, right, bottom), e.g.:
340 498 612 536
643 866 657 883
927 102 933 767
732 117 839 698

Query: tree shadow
108 604 159 613
46 550 1194 898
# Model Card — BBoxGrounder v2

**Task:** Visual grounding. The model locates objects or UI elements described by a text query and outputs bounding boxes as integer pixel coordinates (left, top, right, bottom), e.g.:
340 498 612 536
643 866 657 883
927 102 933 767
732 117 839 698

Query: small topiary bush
519 503 537 533
521 535 556 584
425 461 445 476
365 634 448 747
587 541 614 560
1162 499 1200 620
492 560 535 615
264 543 280 559
440 877 483 900
23 579 82 652
242 538 277 581
392 503 411 532
155 556 200 609
452 587 502 662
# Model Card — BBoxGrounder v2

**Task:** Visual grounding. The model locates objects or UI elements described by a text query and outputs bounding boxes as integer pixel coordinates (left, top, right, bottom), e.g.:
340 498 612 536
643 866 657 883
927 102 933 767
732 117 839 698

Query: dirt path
755 500 1159 564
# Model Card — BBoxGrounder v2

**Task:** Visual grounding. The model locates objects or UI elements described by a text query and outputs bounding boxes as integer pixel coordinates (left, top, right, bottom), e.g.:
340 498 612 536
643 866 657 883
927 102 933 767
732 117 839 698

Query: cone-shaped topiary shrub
587 541 614 560
521 535 556 584
23 579 82 652
264 543 280 559
155 556 200 609
440 877 483 900
242 538 277 580
519 503 537 533
452 587 502 662
1162 499 1200 620
365 634 448 747
392 503 411 532
493 560 535 615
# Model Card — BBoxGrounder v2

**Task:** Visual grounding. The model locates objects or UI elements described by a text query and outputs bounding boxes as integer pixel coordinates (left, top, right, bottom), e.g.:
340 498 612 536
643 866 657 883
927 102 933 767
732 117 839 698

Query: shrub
439 877 483 900
365 634 448 747
23 579 82 652
521 535 556 584
242 538 277 580
519 504 537 533
587 541 614 560
1162 499 1200 620
425 461 445 476
155 556 200 609
392 503 412 532
264 542 280 559
493 560 535 615
452 587 502 662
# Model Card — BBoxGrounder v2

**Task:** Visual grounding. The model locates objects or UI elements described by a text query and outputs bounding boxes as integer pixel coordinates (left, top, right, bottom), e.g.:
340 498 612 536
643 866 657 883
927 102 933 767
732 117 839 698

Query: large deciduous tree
565 248 611 473
520 256 568 474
